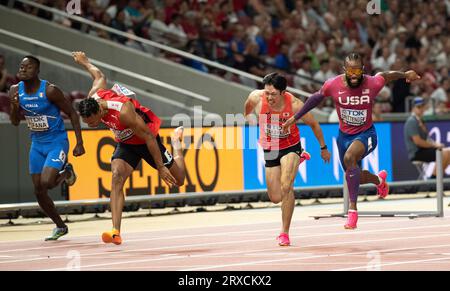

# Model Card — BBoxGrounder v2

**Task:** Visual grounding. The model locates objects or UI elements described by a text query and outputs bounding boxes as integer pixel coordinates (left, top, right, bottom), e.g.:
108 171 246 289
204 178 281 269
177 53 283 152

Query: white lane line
3 222 450 266
181 242 450 271
0 218 411 254
48 232 450 271
333 257 450 271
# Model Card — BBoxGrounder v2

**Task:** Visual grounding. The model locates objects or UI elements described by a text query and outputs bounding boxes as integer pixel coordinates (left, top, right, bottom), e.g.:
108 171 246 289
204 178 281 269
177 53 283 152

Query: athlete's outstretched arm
72 51 107 97
298 102 331 163
376 70 421 84
119 102 178 187
281 92 325 133
8 85 20 126
47 84 85 157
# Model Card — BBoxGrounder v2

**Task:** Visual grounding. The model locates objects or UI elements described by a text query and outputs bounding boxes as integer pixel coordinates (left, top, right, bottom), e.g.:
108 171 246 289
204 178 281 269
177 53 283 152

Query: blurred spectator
168 13 188 47
404 97 450 178
111 9 129 44
0 55 8 92
431 78 450 114
273 43 290 71
372 100 384 122
313 59 336 83
52 0 72 27
0 55 14 93
8 0 449 116
294 56 314 92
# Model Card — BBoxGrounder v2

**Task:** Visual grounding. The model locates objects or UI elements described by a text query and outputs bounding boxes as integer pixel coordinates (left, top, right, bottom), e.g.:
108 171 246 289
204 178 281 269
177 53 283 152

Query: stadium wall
2 121 450 203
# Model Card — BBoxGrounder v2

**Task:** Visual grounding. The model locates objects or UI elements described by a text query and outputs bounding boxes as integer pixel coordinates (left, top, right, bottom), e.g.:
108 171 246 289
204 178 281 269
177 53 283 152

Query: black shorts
112 135 174 169
263 142 303 168
411 148 436 163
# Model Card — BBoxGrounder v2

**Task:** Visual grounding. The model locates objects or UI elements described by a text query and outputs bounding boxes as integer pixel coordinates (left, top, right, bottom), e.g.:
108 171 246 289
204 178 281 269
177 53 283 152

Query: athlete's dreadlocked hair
78 98 100 118
262 72 287 92
344 52 364 66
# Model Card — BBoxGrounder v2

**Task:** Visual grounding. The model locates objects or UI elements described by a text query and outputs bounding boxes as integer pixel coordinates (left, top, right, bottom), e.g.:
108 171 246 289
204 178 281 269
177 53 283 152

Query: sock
346 167 361 203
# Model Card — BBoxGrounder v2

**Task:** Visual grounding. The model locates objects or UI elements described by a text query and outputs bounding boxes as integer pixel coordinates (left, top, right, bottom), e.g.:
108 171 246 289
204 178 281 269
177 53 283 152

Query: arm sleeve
294 91 326 120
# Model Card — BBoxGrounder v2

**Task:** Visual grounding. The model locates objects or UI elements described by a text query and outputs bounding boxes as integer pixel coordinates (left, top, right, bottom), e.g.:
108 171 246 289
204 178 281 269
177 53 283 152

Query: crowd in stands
1 0 449 120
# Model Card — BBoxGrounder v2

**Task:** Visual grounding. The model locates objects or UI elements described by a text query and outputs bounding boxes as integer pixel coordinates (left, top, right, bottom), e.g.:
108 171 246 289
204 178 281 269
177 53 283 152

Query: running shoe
102 229 122 245
277 233 290 246
344 210 358 230
64 163 77 186
376 170 389 199
300 151 311 164
45 226 69 241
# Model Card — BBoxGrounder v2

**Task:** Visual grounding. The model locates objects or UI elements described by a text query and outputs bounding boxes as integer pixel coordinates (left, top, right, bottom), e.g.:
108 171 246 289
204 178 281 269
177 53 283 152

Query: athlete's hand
158 166 178 188
405 70 421 83
282 116 296 134
72 51 89 65
321 149 331 163
73 143 85 157
10 90 19 107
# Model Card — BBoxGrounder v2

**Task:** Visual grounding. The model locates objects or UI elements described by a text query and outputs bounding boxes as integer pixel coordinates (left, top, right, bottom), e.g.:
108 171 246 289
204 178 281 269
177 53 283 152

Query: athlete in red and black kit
245 73 331 246
72 52 186 245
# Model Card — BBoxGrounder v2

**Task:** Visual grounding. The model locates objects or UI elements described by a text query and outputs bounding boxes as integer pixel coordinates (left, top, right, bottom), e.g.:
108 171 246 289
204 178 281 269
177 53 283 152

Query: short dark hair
262 72 287 92
344 52 363 66
78 98 100 118
23 55 40 69
320 59 330 66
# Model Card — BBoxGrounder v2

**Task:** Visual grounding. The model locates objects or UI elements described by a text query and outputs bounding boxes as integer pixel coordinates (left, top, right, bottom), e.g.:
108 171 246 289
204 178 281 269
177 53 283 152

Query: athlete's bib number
25 115 49 131
111 128 134 141
340 108 367 126
264 124 290 139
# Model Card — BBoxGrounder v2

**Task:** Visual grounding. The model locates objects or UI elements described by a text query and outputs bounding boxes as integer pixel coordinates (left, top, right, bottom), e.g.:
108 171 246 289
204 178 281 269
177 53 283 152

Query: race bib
111 84 136 98
263 124 290 139
111 128 134 142
25 115 49 131
340 108 367 126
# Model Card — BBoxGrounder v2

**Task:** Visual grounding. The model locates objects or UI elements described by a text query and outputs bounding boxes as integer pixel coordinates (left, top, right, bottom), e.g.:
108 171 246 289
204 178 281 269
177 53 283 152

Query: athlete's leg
29 141 67 229
265 166 281 204
110 159 134 232
32 172 66 229
169 126 186 186
360 170 381 185
343 140 366 211
279 153 301 235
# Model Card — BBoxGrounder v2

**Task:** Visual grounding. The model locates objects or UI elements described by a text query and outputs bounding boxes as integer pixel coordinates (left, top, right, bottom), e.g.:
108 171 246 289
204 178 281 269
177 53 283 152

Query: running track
1 217 450 271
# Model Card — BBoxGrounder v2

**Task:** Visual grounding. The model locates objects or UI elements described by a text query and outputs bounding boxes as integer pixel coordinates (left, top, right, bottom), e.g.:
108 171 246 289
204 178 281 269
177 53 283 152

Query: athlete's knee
268 193 281 204
34 185 45 197
111 167 126 187
343 153 358 168
280 181 293 197
40 177 56 190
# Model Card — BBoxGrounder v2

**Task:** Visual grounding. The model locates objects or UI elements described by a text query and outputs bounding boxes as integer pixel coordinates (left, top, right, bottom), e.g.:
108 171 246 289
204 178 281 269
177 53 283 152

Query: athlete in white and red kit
283 53 421 230
245 73 331 246
72 52 186 245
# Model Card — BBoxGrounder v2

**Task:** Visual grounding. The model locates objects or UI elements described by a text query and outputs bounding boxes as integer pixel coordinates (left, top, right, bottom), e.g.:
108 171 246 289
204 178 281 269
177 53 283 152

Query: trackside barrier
1 178 449 222
313 149 445 219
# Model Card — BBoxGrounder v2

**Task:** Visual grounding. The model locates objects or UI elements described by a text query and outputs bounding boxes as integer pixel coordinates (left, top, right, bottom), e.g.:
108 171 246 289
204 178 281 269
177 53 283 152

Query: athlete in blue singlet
9 56 85 241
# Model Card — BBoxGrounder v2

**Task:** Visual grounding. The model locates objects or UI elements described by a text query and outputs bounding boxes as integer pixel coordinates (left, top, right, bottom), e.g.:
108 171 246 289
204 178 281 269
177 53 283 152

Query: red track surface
1 217 450 271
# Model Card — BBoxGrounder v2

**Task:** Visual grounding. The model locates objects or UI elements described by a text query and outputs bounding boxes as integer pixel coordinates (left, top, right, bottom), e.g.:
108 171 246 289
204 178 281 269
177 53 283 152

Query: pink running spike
277 233 291 246
344 210 358 229
300 151 311 164
376 170 389 199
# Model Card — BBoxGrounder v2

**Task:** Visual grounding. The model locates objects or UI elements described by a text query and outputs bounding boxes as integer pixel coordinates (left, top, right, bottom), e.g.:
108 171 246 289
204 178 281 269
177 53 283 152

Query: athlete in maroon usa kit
283 53 421 229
